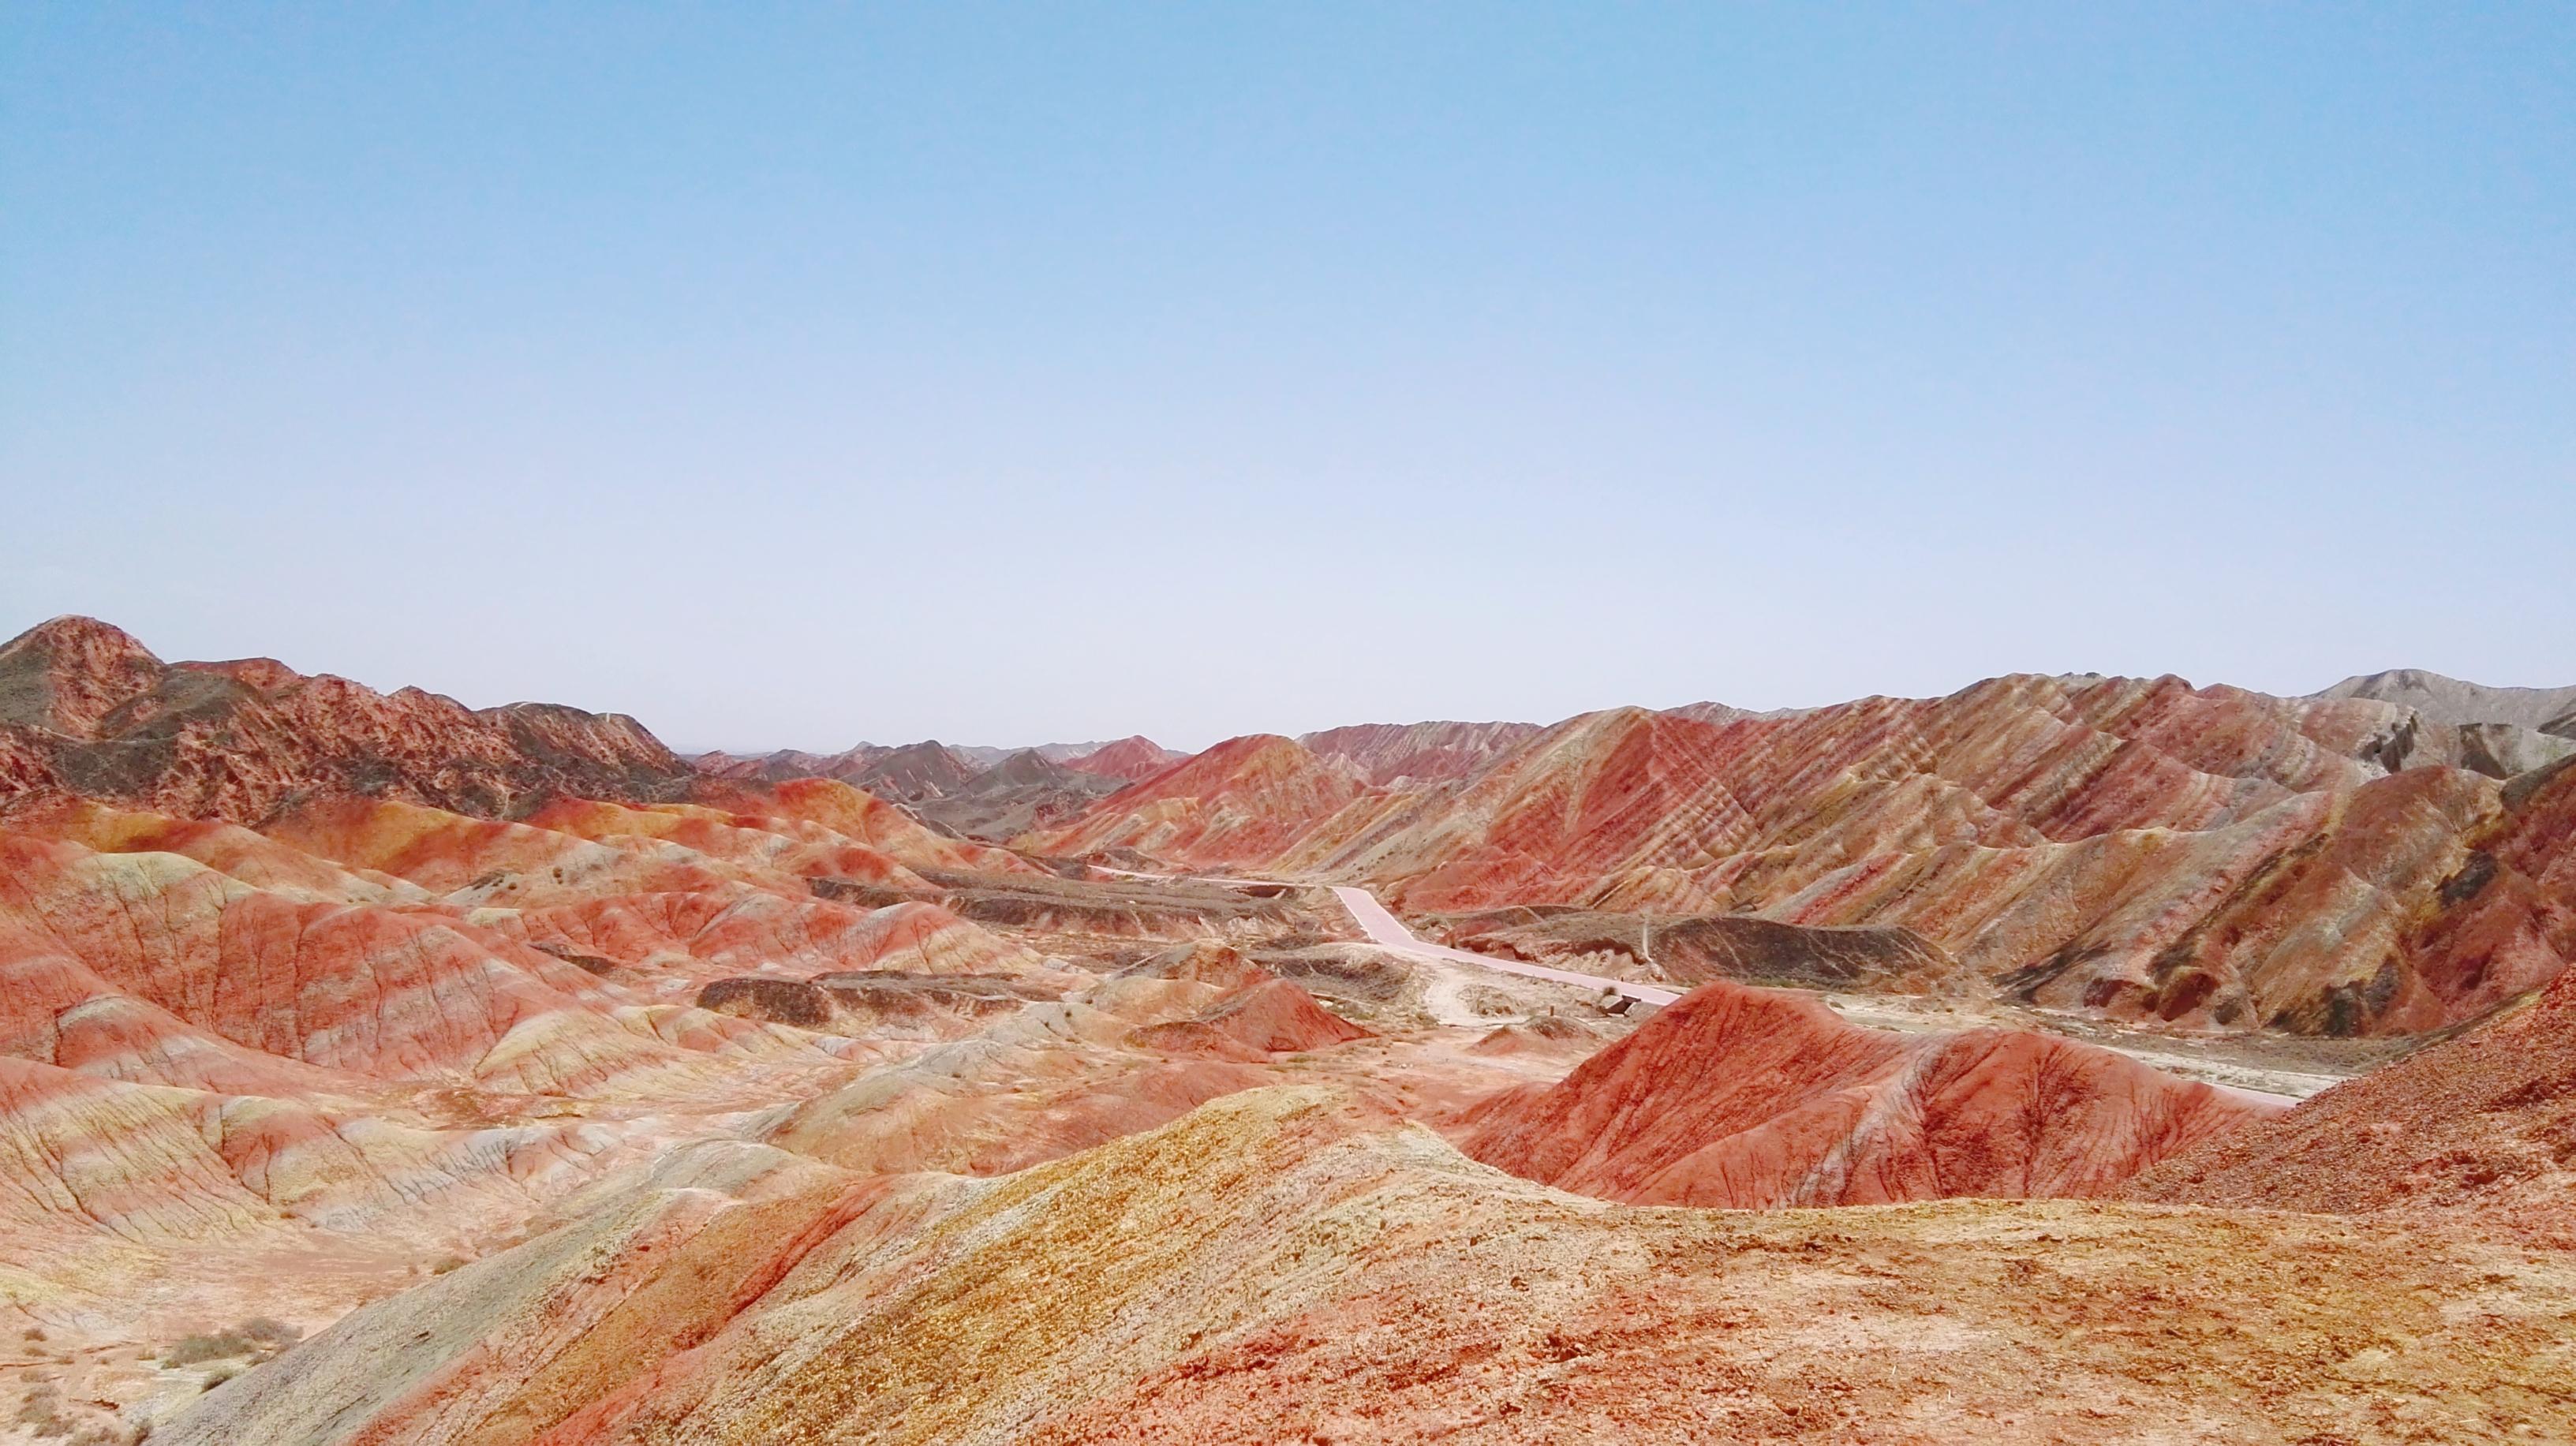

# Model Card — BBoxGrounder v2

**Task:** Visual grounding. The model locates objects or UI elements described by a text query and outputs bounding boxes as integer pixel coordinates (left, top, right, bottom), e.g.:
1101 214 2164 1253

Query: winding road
1099 865 1681 1006
1322 885 1681 1007
1106 866 2308 1106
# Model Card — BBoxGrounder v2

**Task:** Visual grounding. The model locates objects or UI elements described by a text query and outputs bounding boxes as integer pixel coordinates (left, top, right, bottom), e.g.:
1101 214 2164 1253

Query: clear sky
5 5 2569 751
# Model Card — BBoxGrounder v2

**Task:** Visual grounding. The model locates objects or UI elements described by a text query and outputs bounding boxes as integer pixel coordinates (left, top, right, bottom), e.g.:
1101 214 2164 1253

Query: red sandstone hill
0 775 1045 1102
1023 734 1371 867
1299 719 1542 785
2125 938 2576 1227
0 617 692 824
1222 677 2576 1037
1127 977 1374 1061
1062 734 1187 784
1456 977 2271 1208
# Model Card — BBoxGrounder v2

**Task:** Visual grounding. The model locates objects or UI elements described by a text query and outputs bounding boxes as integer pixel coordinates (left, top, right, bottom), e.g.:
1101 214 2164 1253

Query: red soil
2127 948 2576 1230
1128 979 1374 1061
1457 977 2271 1207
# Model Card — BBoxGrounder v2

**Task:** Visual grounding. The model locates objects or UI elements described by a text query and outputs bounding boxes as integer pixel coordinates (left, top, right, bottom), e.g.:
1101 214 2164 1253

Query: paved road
1322 886 1681 1007
1325 885 2305 1104
1095 864 1680 1007
1100 865 2303 1107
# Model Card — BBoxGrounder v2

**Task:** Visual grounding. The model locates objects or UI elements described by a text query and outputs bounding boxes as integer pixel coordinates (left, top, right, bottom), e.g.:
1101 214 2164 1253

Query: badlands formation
0 615 2569 1442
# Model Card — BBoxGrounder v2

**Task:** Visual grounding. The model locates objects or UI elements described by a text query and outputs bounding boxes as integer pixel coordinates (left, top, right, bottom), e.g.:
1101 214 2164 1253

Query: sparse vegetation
159 1316 300 1368
12 1384 78 1440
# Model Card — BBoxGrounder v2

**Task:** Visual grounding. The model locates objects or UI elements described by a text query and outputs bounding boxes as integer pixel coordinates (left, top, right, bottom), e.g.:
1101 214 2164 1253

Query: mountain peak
0 615 170 738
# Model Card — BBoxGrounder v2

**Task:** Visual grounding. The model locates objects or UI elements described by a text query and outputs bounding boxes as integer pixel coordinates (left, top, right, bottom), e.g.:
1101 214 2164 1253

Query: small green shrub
160 1316 301 1367
159 1332 249 1367
13 1384 71 1437
237 1317 299 1348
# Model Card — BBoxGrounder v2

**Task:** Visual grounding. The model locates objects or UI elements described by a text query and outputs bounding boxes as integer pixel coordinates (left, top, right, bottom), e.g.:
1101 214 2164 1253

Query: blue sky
5 5 2568 750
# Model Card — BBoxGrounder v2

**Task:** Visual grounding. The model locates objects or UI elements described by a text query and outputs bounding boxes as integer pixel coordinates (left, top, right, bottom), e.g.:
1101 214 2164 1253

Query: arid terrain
0 615 2570 1443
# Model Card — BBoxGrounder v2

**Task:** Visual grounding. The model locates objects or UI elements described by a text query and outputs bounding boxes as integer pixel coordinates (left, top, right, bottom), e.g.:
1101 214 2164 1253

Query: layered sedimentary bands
1028 678 2576 1038
2125 957 2576 1231
162 1085 2576 1446
2 615 2571 1442
1455 980 2267 1207
0 617 690 822
1300 719 1542 785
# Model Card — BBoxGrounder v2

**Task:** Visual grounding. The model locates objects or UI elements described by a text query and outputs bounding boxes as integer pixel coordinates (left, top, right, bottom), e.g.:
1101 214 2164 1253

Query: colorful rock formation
6 618 2571 1442
156 1086 2576 1446
1299 719 1542 784
1060 734 1188 784
1456 977 2266 1207
1025 734 1370 868
1036 674 2576 1037
0 616 691 822
2127 945 2576 1229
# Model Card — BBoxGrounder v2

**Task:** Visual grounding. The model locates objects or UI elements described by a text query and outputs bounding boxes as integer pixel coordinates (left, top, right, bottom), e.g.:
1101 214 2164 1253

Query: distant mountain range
2312 667 2576 736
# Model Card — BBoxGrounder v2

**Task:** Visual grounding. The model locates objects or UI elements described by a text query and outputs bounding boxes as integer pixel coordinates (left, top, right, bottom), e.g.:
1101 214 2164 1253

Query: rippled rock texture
1456 978 2266 1207
1034 675 2576 1037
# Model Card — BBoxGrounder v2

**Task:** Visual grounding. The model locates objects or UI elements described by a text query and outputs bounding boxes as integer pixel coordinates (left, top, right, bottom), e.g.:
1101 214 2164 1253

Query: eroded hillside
2 618 2570 1443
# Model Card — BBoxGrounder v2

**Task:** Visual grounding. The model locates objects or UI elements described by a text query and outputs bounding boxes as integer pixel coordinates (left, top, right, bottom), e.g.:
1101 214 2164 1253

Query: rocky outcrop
0 617 694 823
2387 754 2576 1022
0 615 170 738
1127 978 1373 1060
846 739 982 803
1456 977 2270 1208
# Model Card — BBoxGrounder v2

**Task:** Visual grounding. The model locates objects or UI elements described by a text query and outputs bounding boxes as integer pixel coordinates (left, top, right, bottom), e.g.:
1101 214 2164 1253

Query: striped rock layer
1298 719 1543 785
0 780 1056 1302
0 616 692 823
1028 675 2576 1037
1456 978 2271 1209
158 1085 2576 1446
2126 949 2576 1231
